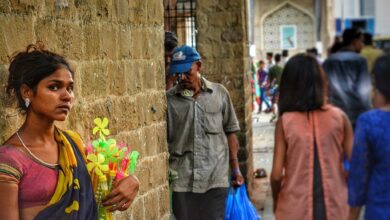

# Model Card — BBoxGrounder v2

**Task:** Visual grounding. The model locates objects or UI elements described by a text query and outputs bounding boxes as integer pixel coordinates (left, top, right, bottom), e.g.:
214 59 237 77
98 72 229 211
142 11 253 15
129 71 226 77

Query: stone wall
0 1 169 219
196 0 253 183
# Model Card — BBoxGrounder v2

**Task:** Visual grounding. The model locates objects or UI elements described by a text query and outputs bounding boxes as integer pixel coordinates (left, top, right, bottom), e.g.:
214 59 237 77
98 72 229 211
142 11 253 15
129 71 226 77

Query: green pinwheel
86 153 109 177
93 117 110 140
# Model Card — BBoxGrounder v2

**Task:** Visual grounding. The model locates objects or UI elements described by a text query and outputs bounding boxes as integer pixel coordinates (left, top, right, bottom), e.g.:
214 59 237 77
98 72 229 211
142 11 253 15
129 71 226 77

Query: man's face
353 35 364 53
177 62 201 91
259 63 265 70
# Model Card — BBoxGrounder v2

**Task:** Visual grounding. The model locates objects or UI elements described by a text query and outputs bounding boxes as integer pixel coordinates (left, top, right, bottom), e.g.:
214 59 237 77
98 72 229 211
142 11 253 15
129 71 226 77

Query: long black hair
373 54 390 102
6 42 73 112
278 53 327 116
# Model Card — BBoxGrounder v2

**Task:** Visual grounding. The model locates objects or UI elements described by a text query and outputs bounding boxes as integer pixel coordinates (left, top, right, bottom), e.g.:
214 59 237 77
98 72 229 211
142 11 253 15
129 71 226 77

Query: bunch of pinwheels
86 117 139 219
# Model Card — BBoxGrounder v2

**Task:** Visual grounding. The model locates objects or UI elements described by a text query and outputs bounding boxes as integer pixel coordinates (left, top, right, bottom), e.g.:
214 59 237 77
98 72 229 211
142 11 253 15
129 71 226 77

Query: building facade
254 0 335 59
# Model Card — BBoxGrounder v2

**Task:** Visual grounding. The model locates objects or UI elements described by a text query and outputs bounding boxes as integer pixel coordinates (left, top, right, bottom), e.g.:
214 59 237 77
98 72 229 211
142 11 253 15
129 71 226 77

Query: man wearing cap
166 45 244 220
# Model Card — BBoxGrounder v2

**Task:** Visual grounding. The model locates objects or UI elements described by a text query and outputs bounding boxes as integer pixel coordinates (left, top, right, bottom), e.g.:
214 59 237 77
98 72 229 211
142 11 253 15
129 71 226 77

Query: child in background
348 54 390 220
270 54 353 220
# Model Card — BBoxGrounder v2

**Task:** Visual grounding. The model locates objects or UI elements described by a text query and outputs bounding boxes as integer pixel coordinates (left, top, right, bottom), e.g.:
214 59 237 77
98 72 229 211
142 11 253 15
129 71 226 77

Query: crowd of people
269 27 390 220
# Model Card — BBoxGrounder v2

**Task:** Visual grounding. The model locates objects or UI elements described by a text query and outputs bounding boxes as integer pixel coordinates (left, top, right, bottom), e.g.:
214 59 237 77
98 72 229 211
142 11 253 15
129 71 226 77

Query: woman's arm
348 115 371 220
270 118 287 212
102 175 140 212
342 113 354 161
0 181 19 220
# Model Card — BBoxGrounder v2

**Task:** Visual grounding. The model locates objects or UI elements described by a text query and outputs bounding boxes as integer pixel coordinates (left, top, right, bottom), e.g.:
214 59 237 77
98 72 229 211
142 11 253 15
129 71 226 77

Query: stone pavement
250 112 276 220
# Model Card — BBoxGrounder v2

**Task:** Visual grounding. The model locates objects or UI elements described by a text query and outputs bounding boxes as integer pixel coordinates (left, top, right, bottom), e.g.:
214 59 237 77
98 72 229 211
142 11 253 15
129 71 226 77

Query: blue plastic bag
225 184 261 220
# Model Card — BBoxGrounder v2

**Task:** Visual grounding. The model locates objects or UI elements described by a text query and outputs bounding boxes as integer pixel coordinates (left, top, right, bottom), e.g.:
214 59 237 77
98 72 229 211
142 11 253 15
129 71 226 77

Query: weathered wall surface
196 0 254 184
0 1 169 219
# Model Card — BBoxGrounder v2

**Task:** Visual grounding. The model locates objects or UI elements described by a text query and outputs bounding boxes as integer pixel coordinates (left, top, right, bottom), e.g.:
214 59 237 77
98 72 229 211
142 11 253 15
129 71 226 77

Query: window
164 0 197 48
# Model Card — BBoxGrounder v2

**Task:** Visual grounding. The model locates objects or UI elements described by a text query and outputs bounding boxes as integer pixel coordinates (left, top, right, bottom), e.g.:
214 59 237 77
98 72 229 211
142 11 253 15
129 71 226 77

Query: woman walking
270 54 353 220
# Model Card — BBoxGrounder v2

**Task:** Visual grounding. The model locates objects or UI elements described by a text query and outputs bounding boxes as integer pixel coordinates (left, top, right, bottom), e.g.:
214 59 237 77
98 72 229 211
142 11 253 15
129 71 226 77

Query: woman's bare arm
270 118 287 212
0 182 19 220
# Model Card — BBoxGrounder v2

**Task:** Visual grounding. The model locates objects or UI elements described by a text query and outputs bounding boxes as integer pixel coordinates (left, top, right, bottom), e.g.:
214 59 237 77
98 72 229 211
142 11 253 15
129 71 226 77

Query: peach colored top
276 105 348 220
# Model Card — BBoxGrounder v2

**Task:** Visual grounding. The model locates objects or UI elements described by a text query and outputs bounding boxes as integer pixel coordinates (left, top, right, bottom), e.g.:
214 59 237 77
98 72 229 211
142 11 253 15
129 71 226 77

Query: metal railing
164 0 197 48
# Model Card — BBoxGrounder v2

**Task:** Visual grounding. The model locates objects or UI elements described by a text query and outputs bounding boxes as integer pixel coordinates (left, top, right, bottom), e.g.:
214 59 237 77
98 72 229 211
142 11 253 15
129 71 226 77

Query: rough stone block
0 1 11 13
118 26 132 59
78 62 108 99
151 154 169 187
155 122 168 154
8 0 44 15
143 126 157 156
53 21 84 60
143 188 160 220
137 160 151 194
142 61 156 89
123 61 142 95
0 33 8 63
35 18 58 51
130 28 144 59
136 94 149 126
158 184 170 217
128 0 147 24
99 24 118 60
127 197 145 220
83 23 101 60
148 0 164 25
115 0 129 23
107 61 127 96
94 0 116 22
0 15 34 56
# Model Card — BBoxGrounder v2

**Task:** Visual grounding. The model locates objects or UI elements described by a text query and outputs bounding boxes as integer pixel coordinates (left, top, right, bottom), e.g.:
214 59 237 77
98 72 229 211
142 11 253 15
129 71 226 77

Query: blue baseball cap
168 45 201 75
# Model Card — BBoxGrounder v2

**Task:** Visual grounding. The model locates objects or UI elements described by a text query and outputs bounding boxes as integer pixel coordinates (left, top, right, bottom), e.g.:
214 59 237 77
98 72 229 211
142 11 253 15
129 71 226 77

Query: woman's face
28 67 74 121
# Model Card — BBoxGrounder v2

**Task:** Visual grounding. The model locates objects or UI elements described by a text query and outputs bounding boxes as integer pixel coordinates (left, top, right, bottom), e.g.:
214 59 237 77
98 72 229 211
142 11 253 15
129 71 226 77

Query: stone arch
260 1 316 53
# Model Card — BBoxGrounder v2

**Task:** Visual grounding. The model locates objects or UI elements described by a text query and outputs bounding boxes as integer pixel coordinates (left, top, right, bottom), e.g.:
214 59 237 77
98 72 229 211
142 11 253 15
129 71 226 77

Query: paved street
251 112 275 220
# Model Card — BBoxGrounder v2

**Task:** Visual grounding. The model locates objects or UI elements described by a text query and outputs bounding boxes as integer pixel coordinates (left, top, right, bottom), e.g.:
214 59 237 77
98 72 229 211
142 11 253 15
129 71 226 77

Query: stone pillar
0 1 169 219
196 0 254 183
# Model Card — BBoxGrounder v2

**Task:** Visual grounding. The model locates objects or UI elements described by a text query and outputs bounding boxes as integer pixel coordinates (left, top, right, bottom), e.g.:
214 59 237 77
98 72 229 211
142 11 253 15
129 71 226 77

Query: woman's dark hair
6 42 74 112
278 53 327 116
373 54 390 102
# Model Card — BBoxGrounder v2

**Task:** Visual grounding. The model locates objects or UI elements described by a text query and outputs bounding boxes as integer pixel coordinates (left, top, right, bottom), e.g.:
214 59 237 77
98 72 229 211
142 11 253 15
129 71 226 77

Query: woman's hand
102 175 140 212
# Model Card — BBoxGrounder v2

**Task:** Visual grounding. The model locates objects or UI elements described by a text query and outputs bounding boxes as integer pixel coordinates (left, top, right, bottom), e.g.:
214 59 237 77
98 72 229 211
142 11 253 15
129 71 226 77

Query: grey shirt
167 78 240 193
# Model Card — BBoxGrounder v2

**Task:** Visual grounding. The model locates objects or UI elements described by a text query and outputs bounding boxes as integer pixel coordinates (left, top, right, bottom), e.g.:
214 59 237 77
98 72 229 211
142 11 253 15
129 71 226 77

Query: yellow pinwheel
86 153 109 177
93 117 110 140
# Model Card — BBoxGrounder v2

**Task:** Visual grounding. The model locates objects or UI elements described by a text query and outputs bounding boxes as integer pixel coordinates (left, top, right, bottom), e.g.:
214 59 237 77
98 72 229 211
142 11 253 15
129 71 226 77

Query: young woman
270 54 353 220
348 54 390 220
0 43 139 220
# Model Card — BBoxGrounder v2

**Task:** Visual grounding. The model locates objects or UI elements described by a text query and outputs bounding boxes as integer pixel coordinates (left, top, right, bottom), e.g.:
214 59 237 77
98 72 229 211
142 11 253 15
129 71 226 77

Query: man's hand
232 169 245 187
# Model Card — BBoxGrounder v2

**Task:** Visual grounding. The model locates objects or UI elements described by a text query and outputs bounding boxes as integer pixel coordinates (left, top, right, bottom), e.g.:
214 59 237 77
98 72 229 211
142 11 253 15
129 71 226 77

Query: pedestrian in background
281 49 289 66
0 43 139 220
323 27 371 128
348 54 390 220
361 32 383 74
266 52 274 71
268 53 283 122
166 45 244 220
271 54 353 220
257 60 271 113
